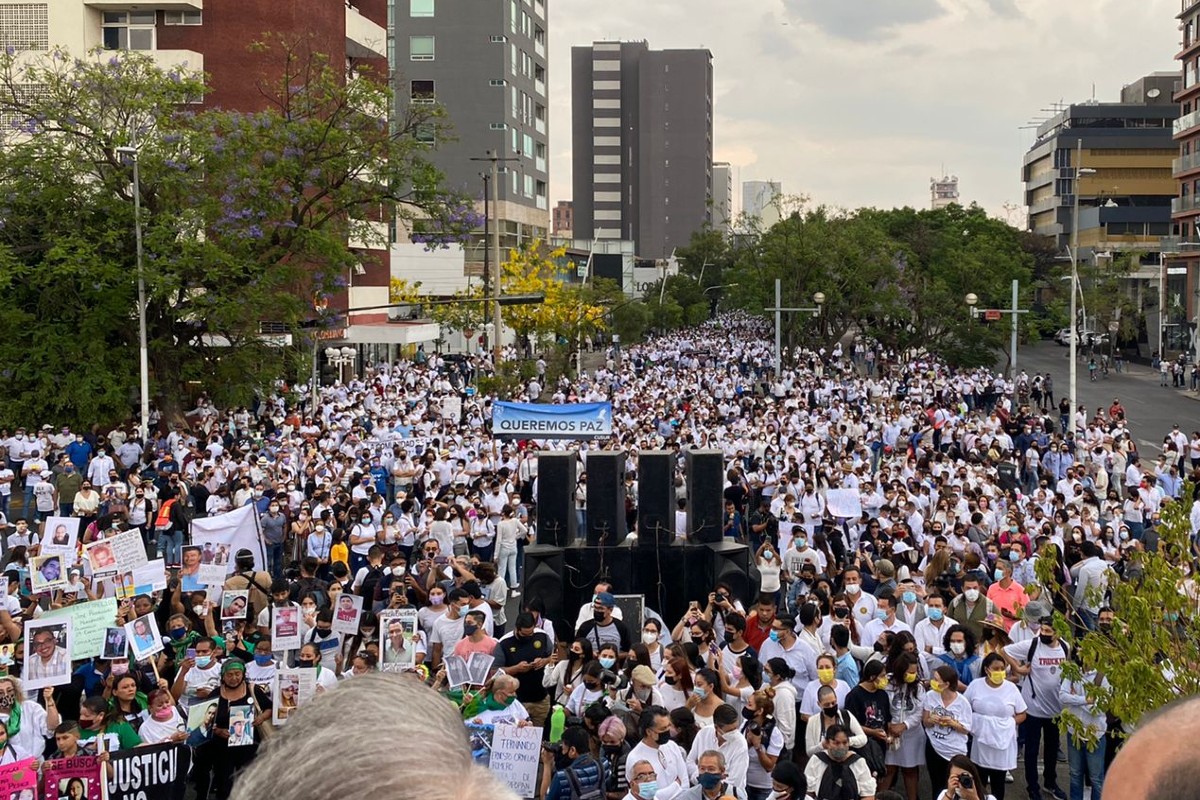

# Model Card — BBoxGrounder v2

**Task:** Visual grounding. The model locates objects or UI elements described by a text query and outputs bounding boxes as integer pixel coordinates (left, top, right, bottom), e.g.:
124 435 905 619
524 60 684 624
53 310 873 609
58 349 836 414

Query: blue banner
492 401 613 439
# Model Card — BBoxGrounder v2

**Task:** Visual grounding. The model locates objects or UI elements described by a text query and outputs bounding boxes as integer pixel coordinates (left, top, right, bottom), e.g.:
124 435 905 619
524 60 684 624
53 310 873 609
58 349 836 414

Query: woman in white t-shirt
934 754 996 800
963 652 1026 800
138 689 187 746
922 663 974 796
756 541 782 598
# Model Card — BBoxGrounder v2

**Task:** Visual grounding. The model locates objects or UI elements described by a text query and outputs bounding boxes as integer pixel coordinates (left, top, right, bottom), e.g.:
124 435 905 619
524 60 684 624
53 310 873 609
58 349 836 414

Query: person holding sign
191 658 272 800
78 695 142 753
0 679 56 761
137 688 187 745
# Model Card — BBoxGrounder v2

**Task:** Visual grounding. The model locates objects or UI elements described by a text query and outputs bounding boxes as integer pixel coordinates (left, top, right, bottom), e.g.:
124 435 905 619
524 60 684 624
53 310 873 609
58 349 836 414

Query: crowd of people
0 311 1193 800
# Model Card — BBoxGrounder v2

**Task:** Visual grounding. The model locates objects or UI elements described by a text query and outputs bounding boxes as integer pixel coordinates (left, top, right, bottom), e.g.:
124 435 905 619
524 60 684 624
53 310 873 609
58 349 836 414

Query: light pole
1068 139 1097 434
966 281 1028 400
470 150 519 366
115 145 149 443
764 278 824 375
325 346 357 384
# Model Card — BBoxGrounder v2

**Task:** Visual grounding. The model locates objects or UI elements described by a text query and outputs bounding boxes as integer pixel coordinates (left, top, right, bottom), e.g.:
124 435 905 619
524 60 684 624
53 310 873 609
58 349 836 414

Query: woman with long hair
880 652 926 800
542 638 593 707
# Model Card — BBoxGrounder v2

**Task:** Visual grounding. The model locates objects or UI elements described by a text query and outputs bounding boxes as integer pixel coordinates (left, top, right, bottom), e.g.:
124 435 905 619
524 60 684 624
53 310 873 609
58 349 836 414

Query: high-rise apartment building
571 41 713 259
1 0 406 348
395 0 549 267
712 162 733 235
930 175 960 209
742 180 782 228
1169 0 1200 354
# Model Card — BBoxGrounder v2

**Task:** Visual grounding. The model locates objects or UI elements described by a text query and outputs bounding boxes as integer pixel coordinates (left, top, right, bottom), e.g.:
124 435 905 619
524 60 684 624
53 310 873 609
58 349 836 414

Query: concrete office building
1023 73 1178 353
394 0 549 281
1168 0 1200 355
712 162 734 235
571 40 713 260
0 0 424 353
742 180 782 228
930 175 960 209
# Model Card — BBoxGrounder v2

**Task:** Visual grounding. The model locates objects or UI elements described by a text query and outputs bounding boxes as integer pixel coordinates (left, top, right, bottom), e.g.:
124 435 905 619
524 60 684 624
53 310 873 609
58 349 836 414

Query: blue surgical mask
692 687 707 700
1009 551 1020 562
638 781 659 799
927 607 944 622
768 630 780 643
253 654 273 667
875 609 887 621
994 568 1005 582
195 656 213 669
902 591 917 605
599 657 616 669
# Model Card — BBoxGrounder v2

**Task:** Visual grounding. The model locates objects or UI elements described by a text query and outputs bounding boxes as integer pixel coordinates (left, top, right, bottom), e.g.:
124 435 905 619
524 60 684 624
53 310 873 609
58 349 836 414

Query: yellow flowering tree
500 240 605 350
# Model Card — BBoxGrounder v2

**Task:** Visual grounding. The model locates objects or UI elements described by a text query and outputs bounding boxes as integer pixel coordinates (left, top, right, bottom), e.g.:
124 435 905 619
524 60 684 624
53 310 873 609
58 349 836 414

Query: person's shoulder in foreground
1105 694 1200 800
229 672 520 800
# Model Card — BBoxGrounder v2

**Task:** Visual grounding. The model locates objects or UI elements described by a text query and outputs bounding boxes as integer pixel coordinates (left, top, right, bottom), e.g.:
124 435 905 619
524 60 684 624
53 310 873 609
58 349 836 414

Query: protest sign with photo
270 606 301 652
189 506 267 577
106 742 190 800
110 529 148 572
272 667 315 725
42 597 118 661
378 609 418 671
23 617 72 689
44 755 104 800
85 539 118 577
0 757 38 800
31 552 67 593
227 706 254 747
220 590 249 620
185 698 219 747
488 722 541 798
124 612 164 662
331 593 362 636
102 627 128 661
40 516 80 555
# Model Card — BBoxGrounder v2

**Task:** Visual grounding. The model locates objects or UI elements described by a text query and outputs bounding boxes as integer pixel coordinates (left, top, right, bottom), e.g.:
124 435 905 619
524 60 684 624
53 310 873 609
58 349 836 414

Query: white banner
189 505 267 576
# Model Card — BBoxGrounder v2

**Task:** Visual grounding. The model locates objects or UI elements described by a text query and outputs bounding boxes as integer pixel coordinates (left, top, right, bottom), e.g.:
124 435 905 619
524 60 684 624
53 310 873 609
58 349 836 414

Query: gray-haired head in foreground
230 673 520 800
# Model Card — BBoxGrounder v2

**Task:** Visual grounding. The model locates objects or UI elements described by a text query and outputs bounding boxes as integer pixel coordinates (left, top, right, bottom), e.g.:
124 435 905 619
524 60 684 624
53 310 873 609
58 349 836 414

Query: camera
746 722 762 737
600 669 622 688
958 774 974 790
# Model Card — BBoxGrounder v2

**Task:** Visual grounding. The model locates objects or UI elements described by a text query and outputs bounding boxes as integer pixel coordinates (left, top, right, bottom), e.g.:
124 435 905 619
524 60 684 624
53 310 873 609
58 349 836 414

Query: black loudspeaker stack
536 451 576 547
685 449 725 544
636 451 675 547
584 451 626 546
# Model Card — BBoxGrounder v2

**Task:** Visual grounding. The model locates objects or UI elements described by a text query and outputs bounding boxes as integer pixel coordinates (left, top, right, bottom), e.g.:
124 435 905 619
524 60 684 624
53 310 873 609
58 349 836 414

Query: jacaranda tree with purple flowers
0 39 467 426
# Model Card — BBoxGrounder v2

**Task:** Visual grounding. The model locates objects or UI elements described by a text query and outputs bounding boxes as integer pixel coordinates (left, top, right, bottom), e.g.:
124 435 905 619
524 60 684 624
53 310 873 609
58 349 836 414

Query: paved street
1011 340 1199 460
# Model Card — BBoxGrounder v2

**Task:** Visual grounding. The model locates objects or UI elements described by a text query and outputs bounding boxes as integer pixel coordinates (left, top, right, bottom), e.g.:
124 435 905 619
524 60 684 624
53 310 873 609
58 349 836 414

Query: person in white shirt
686 705 749 792
627 707 691 800
1071 541 1109 631
860 592 911 646
914 594 951 657
964 652 1026 799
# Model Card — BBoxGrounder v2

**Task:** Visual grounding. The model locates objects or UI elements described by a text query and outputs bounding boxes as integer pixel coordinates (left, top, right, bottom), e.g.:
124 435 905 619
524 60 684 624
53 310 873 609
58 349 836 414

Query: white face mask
642 631 658 646
844 583 861 595
963 588 980 603
949 641 966 655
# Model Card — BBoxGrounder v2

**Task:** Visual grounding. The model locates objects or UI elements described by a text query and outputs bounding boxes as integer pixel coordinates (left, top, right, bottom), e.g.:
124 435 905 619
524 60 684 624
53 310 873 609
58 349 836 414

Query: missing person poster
489 722 541 798
44 755 104 800
0 757 38 800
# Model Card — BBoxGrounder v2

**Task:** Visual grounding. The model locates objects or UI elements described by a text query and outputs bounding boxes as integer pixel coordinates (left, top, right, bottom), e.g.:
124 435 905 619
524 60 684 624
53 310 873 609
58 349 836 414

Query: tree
499 240 605 355
0 42 464 426
675 224 733 289
1035 484 1200 743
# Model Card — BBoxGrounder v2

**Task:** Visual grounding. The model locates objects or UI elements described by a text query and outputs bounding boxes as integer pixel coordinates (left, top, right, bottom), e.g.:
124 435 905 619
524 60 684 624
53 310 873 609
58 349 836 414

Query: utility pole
471 150 518 367
116 143 149 442
764 278 823 375
968 280 1029 399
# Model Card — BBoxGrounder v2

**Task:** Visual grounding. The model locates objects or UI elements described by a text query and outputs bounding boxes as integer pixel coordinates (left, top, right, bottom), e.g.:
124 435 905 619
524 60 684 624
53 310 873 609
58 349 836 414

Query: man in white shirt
685 706 748 791
914 593 951 656
627 707 691 800
1071 541 1109 631
860 592 911 646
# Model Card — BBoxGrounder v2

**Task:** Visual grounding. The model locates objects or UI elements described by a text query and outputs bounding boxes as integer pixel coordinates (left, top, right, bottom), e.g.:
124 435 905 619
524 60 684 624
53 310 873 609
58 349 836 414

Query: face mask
593 610 606 623
429 595 444 605
655 731 671 745
1009 550 1021 562
950 642 965 655
833 607 849 620
697 773 722 791
763 550 773 559
989 670 1008 685
875 677 889 690
1039 634 1054 645
817 667 835 684
298 659 316 668
741 707 755 721
599 657 616 669
930 679 946 693
638 781 659 799
797 538 807 549
904 672 917 684
768 630 780 643
664 676 676 686
192 605 206 618
964 589 980 603
463 622 479 637
692 687 707 700
152 707 174 721
845 583 861 595
902 591 917 605
195 656 213 669
254 654 273 666
316 628 333 638
822 705 838 718
926 607 943 622
829 746 849 760
1098 622 1113 635
994 568 1005 582
642 631 658 645
170 626 187 640
875 609 887 621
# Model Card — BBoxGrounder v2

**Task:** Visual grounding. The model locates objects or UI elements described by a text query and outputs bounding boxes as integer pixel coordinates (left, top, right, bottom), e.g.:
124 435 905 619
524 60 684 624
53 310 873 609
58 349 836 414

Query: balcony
1171 194 1200 213
535 78 545 97
345 4 386 60
1027 195 1064 215
1173 150 1200 175
85 0 201 9
149 49 203 73
1174 106 1200 136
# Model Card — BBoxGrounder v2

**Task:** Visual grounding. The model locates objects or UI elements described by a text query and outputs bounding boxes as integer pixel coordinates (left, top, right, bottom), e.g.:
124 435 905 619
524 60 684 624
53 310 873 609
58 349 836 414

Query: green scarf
460 691 514 720
2 701 20 737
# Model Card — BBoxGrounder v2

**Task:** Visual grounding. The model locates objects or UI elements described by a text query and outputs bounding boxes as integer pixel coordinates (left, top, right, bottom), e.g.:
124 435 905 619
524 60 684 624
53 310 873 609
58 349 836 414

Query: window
410 80 435 104
410 0 435 16
102 11 155 51
415 124 435 145
490 122 507 130
0 4 49 51
490 35 507 43
409 35 435 60
163 10 202 25
489 79 506 87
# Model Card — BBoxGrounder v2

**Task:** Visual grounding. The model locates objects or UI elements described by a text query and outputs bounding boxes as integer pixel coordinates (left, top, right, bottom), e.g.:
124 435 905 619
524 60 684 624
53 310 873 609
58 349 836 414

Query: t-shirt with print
1004 639 1067 719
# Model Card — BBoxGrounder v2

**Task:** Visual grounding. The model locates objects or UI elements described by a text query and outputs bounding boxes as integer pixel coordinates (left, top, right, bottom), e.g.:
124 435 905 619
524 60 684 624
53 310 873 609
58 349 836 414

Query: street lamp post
1068 139 1097 435
966 281 1028 400
325 346 357 384
115 145 149 443
764 278 824 375
470 151 518 366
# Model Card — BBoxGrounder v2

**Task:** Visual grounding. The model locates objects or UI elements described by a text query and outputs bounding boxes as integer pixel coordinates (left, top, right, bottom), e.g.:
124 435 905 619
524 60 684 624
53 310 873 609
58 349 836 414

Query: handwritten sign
0 757 38 799
489 722 541 797
42 597 119 660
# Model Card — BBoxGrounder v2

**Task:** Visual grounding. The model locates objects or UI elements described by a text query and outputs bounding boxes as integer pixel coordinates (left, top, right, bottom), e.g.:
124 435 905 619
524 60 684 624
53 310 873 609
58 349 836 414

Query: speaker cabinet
523 545 568 641
706 540 752 607
536 451 577 547
685 449 725 544
636 451 675 547
585 451 627 546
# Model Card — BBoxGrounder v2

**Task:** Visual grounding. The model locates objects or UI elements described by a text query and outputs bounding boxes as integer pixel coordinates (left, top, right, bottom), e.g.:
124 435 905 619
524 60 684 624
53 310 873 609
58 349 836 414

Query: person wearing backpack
1001 616 1068 800
352 545 387 613
803 724 876 799
542 725 604 800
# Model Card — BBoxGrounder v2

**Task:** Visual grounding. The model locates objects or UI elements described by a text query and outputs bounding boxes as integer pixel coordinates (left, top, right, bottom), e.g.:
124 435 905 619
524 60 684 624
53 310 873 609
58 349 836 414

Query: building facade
571 41 713 259
930 175 960 209
742 180 782 228
1169 0 1200 355
552 200 574 238
712 162 733 235
393 0 549 276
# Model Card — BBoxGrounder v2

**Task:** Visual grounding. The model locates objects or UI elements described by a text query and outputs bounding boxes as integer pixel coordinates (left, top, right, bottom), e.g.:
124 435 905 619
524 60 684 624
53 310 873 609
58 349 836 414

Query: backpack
1022 636 1068 700
359 565 386 604
565 757 604 800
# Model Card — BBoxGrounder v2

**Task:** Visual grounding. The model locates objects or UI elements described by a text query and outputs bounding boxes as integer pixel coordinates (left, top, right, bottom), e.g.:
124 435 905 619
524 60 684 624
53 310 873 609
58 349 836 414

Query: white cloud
548 0 1179 219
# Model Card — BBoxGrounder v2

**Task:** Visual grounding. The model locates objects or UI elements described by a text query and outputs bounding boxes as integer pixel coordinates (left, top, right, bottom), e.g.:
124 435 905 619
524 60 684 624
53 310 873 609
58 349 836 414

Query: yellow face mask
817 668 836 685
989 670 1008 685
930 679 946 693
904 672 917 684
876 677 889 690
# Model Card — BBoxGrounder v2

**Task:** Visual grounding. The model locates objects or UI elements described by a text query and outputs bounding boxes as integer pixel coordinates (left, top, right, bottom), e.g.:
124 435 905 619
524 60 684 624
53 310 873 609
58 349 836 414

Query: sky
548 0 1181 222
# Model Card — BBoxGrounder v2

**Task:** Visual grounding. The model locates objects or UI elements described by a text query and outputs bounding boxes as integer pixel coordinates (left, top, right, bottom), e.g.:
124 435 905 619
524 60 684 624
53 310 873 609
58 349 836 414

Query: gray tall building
712 162 734 235
395 0 549 260
571 41 713 258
